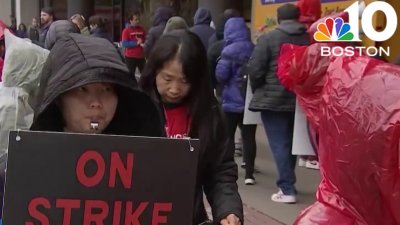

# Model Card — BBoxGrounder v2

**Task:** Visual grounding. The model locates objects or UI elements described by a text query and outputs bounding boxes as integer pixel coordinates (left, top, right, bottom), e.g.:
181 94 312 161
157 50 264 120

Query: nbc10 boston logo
314 1 398 57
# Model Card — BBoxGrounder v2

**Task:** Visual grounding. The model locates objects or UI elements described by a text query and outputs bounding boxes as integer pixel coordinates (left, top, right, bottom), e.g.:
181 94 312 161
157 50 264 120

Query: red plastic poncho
297 0 322 28
278 43 400 225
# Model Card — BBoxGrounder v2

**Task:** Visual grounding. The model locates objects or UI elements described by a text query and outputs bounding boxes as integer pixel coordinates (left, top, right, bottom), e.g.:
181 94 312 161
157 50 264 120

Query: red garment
121 25 145 58
164 105 191 139
297 0 321 28
278 43 400 225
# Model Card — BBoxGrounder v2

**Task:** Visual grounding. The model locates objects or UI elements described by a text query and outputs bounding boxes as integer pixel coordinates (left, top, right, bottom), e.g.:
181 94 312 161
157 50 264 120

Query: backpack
218 55 250 99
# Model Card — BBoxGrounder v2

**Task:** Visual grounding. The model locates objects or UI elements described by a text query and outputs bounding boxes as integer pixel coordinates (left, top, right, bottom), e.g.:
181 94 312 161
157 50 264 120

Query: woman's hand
220 214 241 225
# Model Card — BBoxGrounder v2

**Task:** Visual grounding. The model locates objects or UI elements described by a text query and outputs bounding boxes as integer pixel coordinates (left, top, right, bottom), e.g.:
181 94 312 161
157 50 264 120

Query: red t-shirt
164 105 191 139
121 25 146 58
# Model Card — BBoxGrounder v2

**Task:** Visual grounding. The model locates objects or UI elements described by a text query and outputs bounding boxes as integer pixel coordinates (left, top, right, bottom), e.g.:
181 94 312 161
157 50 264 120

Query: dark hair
18 23 27 31
41 7 54 17
223 9 241 19
127 10 141 21
89 15 105 27
140 30 220 153
277 4 300 21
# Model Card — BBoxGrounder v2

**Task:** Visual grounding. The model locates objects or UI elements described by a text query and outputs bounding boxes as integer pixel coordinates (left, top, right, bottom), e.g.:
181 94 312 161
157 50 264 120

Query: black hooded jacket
143 7 174 57
44 20 80 50
31 34 163 137
190 8 215 49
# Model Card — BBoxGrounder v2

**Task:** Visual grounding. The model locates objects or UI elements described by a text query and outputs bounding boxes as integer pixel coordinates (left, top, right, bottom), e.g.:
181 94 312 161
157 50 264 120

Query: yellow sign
252 0 354 34
251 0 400 62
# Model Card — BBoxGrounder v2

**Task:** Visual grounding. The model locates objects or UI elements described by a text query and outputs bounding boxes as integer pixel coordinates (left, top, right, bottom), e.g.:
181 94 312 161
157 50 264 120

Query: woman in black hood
31 34 163 137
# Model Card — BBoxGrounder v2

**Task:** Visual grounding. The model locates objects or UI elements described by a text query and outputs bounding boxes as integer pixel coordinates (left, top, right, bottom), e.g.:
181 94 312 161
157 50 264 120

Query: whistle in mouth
90 122 99 130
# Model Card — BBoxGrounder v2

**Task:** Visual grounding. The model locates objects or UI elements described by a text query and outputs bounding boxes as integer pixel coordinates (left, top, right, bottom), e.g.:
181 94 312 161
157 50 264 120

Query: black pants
125 57 146 80
225 112 257 178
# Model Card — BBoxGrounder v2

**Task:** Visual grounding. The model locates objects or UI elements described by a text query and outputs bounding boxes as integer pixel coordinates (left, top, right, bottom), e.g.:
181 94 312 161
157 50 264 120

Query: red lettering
152 203 172 225
56 199 81 225
112 201 122 225
109 152 134 189
124 202 149 225
83 200 109 225
25 198 50 225
76 150 105 187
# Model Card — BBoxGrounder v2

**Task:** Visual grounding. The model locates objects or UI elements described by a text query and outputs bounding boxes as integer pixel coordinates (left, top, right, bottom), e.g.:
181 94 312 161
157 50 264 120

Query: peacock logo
314 18 354 41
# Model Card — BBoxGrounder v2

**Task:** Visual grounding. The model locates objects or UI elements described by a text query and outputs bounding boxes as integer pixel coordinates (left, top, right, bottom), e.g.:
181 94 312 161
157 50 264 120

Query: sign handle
16 129 22 142
186 138 194 152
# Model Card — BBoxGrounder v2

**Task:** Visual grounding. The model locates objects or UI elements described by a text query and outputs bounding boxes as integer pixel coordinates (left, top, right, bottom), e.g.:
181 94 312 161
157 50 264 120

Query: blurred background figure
216 17 257 185
163 16 188 34
70 14 90 36
16 23 27 39
8 15 17 33
28 17 40 42
190 8 214 49
143 6 174 57
39 7 55 46
89 15 111 41
44 20 80 50
121 11 146 82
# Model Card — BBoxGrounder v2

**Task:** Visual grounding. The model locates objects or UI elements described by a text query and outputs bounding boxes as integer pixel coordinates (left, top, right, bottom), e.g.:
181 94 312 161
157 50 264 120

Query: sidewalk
237 127 321 225
243 204 283 225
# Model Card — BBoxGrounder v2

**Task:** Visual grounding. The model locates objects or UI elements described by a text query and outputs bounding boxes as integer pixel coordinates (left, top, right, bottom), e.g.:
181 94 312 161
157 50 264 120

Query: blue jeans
261 110 297 195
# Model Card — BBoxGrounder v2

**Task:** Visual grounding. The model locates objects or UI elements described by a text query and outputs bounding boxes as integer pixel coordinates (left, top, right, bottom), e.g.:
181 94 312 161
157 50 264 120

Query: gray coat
248 20 310 112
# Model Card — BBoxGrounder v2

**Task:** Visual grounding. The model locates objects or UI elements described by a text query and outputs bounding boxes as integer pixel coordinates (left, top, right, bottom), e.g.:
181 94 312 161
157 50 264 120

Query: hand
220 214 241 225
137 38 143 45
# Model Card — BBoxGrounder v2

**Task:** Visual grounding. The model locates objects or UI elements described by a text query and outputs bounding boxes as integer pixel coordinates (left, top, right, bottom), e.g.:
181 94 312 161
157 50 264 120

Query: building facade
2 0 250 42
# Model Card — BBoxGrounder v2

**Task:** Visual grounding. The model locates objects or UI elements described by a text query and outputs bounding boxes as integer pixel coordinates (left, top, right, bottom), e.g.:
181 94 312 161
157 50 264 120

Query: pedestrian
8 15 17 34
296 0 322 169
208 9 240 48
207 10 245 158
16 23 28 38
143 6 174 57
39 7 55 47
89 15 111 41
248 4 310 203
0 29 50 218
121 11 146 80
32 33 163 136
44 20 80 50
140 29 243 225
163 16 188 34
216 17 257 185
28 17 40 42
70 14 90 36
190 8 214 49
297 0 321 28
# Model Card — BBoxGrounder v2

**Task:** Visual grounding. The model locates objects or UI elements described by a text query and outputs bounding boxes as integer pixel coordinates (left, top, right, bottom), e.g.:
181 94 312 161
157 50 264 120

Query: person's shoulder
136 25 146 31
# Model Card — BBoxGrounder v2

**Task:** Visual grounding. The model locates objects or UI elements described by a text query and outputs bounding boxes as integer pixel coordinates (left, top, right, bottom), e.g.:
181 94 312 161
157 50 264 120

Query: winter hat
163 16 188 34
277 4 300 21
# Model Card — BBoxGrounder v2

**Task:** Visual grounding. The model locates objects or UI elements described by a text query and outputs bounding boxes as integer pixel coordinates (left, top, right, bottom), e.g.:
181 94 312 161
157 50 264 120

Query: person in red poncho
277 37 400 225
297 0 321 29
295 0 322 169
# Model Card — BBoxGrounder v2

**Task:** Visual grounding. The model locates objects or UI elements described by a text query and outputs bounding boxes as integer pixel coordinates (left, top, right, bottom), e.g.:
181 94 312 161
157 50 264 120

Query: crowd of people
1 0 399 224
